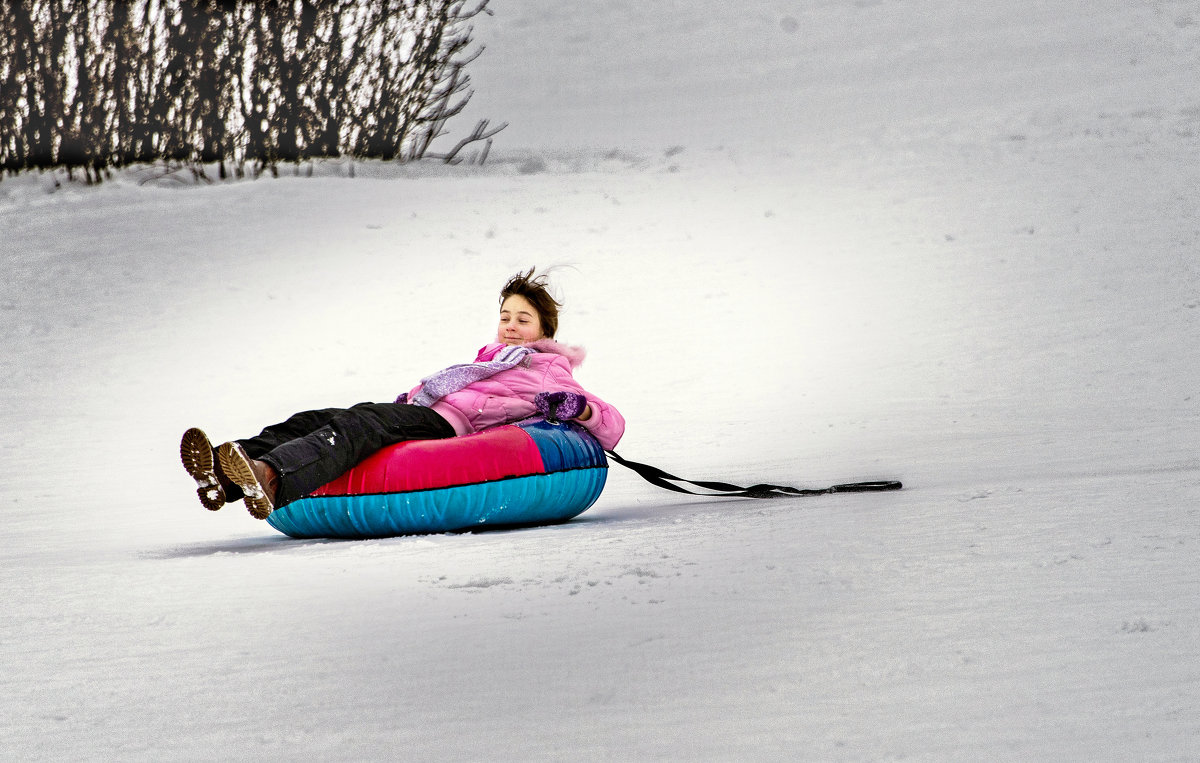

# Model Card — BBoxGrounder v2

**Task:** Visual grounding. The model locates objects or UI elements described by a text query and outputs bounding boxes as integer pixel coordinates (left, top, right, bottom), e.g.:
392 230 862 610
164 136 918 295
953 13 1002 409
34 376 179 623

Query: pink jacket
409 339 625 451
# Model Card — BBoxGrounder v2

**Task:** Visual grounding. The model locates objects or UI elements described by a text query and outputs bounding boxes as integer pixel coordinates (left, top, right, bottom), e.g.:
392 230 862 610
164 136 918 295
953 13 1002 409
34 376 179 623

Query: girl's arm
540 358 624 449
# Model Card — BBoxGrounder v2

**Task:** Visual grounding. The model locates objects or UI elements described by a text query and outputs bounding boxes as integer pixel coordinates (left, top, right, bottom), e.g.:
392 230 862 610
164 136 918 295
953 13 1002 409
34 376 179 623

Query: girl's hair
500 267 561 338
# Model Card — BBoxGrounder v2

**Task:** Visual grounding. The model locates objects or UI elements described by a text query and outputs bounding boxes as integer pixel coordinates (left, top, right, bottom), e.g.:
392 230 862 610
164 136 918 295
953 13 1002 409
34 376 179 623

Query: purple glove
534 391 587 422
394 392 409 404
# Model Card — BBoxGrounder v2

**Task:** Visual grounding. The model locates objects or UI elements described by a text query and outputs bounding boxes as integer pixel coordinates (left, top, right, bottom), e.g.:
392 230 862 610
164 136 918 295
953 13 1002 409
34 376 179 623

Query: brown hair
500 267 561 339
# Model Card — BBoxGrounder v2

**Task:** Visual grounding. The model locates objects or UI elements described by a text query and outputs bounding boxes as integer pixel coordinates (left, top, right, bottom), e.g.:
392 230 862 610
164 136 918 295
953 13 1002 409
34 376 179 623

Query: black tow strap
604 450 902 499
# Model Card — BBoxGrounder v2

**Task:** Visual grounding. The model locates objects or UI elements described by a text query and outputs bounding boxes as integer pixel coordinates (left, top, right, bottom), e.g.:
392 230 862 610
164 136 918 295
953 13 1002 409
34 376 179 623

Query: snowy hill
3 1 1198 759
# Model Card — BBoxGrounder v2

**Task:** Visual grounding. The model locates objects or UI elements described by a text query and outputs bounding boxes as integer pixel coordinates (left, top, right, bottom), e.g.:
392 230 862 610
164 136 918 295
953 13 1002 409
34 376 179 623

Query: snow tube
264 419 608 539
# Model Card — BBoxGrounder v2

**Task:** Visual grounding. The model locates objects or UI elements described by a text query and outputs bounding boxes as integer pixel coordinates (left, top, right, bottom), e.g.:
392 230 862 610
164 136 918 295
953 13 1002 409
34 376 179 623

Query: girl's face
499 294 545 345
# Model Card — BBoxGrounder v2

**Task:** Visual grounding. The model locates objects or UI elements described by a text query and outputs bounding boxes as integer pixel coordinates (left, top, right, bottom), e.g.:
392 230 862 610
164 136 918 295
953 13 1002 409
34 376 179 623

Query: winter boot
217 441 279 520
180 427 228 510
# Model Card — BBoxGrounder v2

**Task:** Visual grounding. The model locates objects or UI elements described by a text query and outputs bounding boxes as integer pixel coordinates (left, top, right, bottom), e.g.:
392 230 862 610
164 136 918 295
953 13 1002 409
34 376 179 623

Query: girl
180 268 624 519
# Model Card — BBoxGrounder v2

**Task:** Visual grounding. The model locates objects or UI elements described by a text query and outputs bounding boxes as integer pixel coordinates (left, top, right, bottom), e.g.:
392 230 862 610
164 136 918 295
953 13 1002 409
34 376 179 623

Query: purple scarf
410 344 535 407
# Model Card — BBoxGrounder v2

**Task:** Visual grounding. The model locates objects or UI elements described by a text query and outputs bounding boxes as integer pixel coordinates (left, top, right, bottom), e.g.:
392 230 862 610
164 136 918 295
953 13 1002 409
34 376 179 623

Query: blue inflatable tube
265 419 608 540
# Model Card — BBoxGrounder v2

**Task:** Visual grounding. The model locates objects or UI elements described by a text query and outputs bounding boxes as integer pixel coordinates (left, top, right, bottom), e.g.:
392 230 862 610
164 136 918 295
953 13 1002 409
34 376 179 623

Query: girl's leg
188 404 383 512
255 402 454 507
236 406 368 459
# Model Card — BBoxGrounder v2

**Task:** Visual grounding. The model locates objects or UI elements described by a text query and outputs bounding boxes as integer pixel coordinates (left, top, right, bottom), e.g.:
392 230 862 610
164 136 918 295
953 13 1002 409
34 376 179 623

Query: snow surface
4 1 1200 759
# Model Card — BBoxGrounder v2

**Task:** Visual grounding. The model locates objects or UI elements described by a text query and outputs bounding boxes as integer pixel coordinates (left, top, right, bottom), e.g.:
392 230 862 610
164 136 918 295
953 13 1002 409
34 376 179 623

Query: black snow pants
236 402 456 507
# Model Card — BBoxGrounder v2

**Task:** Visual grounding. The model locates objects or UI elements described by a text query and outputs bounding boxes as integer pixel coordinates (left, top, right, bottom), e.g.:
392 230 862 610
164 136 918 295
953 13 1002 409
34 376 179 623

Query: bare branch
426 118 507 164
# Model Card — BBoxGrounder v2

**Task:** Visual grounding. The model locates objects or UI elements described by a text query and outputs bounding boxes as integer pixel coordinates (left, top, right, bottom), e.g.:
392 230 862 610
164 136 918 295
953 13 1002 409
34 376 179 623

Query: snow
3 1 1200 759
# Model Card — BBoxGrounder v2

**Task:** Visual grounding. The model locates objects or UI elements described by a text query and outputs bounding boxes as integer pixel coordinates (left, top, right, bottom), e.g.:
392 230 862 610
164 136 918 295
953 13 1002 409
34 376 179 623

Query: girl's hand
534 391 588 422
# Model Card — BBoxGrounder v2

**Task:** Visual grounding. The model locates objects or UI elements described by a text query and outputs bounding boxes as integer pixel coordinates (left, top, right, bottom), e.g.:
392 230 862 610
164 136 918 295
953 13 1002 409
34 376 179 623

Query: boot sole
180 427 225 511
217 441 274 520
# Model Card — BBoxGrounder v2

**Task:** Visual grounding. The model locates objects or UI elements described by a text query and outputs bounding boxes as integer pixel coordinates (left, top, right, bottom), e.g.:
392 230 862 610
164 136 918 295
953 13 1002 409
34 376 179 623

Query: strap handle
604 449 901 499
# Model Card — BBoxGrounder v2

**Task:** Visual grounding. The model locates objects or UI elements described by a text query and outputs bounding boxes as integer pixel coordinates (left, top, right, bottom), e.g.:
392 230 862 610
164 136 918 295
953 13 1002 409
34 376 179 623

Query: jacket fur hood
526 338 586 368
487 336 587 368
